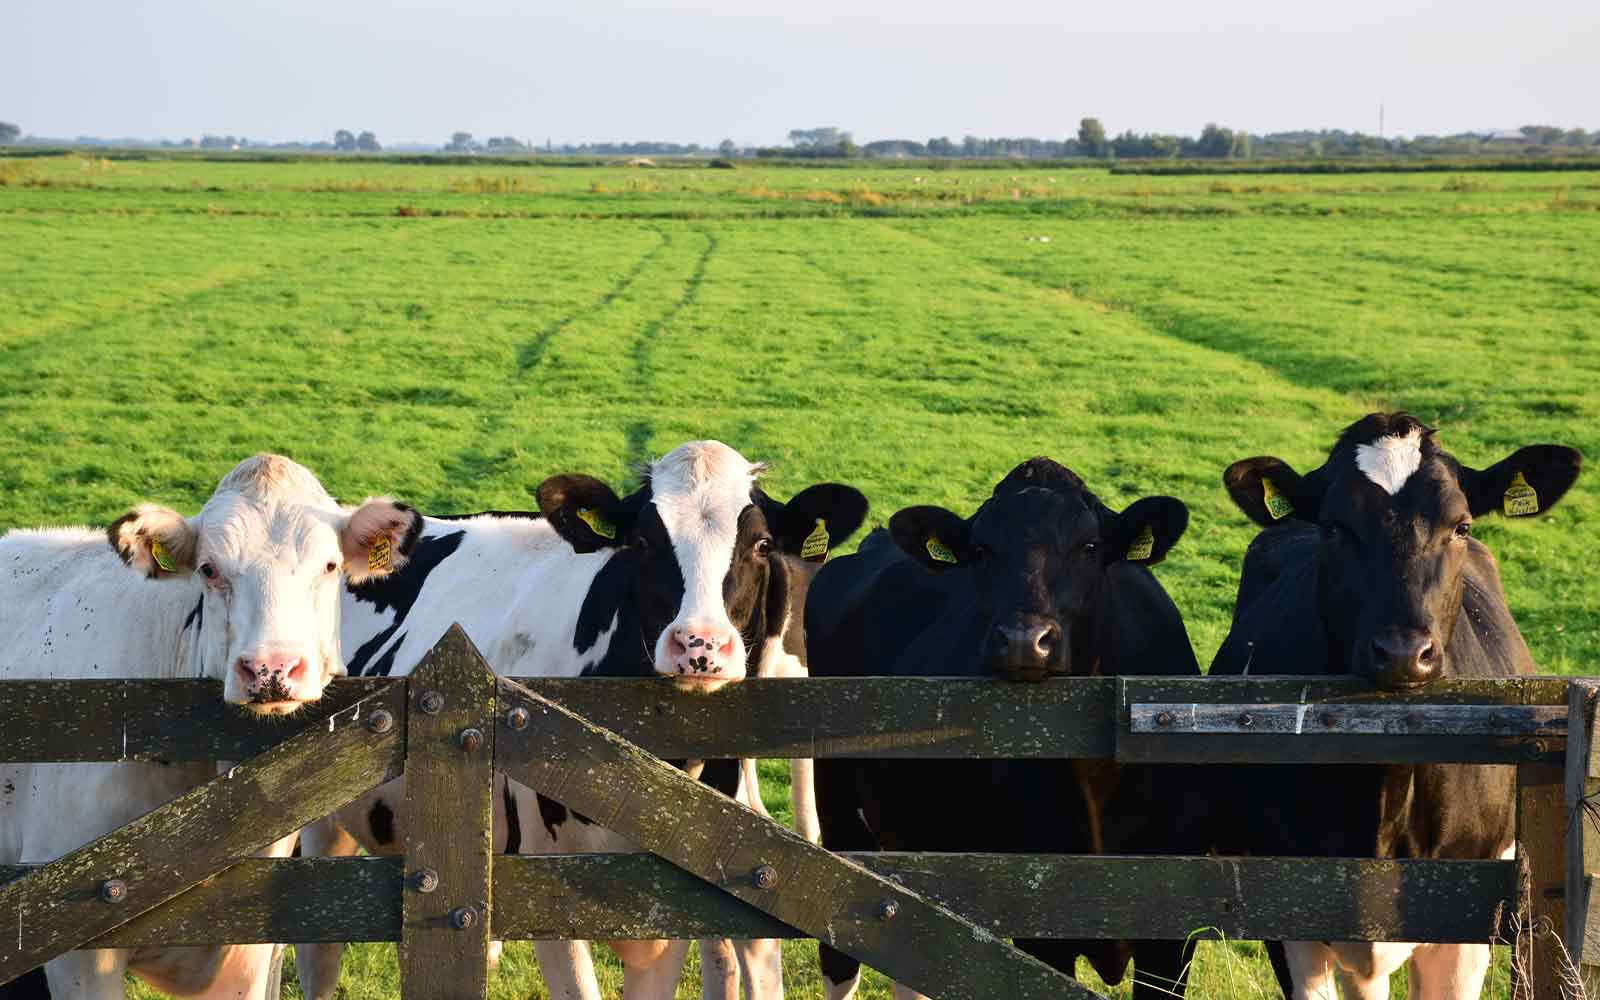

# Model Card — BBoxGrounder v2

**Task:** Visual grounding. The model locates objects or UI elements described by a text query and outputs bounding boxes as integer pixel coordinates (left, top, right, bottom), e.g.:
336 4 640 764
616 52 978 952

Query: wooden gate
2 625 1596 998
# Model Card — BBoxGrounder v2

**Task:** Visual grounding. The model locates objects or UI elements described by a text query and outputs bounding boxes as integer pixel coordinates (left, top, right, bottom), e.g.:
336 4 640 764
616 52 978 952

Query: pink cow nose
235 652 310 703
665 624 738 679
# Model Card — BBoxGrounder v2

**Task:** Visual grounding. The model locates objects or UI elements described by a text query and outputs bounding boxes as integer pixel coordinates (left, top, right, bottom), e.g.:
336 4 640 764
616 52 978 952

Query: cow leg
699 938 740 1000
45 949 130 999
790 757 820 844
616 938 692 1000
294 815 362 1000
1281 942 1340 1000
732 936 783 1000
1406 943 1491 1000
890 985 932 1000
533 941 603 1000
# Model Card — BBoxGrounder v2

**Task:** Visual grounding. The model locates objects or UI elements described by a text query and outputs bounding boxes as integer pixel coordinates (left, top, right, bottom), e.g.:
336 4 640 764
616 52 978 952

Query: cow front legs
533 940 604 1000
45 949 131 1000
614 937 693 999
700 938 740 999
1407 943 1492 1000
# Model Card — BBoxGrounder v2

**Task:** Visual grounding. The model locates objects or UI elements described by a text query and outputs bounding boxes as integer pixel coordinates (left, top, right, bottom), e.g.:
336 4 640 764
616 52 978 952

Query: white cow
296 440 866 1000
0 454 420 999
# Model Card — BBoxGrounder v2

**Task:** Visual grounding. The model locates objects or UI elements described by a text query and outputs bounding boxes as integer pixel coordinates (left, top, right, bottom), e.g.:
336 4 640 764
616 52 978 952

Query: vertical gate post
1518 752 1567 999
400 625 497 1000
1566 679 1600 996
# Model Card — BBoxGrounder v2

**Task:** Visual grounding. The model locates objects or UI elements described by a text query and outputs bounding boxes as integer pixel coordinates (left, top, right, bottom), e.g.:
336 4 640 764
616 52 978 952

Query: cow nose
988 620 1061 678
1370 632 1439 688
662 623 741 682
235 652 311 703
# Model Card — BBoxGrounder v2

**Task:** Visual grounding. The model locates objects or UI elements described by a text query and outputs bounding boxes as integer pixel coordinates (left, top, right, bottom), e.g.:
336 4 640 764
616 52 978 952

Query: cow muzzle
984 616 1064 683
231 648 320 713
1361 628 1441 690
658 621 746 690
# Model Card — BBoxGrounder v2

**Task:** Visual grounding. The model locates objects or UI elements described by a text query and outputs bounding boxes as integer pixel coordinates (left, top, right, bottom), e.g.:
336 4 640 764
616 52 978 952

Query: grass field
2 153 1596 998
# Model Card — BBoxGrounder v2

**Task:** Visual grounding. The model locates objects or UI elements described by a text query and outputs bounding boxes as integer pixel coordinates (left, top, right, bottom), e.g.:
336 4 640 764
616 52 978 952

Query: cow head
108 455 423 713
888 457 1188 682
1224 412 1581 690
538 441 868 691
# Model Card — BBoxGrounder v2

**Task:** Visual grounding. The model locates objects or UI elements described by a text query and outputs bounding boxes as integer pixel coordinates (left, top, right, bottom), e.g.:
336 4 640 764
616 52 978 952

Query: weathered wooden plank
1516 761 1567 1000
503 675 1117 759
0 853 1519 946
1129 702 1565 735
0 674 1566 762
0 678 391 762
1119 676 1568 764
495 677 1093 1000
399 625 496 1000
1566 681 1600 989
0 682 404 985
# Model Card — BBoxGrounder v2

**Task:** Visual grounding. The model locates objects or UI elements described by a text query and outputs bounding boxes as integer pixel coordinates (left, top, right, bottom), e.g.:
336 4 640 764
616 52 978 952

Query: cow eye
754 538 773 557
324 560 340 574
1453 520 1472 540
1321 522 1340 540
199 563 217 580
1081 541 1098 556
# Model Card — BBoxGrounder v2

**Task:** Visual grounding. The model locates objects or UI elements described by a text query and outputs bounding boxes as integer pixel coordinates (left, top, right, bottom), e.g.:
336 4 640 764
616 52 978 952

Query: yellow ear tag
1126 525 1155 561
800 518 829 563
368 534 392 573
150 540 178 574
1503 471 1539 517
1262 478 1294 520
576 506 617 539
925 535 958 564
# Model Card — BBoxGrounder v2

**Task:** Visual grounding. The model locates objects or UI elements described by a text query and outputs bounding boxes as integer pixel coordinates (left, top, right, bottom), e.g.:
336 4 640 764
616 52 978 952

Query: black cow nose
1370 632 1439 687
990 620 1061 672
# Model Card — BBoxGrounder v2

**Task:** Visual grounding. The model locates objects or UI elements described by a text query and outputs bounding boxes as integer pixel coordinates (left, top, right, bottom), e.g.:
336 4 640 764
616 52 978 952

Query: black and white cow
295 441 867 1000
0 454 420 1000
806 457 1207 1000
1212 412 1582 999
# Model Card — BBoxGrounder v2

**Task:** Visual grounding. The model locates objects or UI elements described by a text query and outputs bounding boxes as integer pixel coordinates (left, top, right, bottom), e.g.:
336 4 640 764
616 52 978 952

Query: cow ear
537 474 629 553
767 484 869 563
1459 445 1582 519
1102 496 1189 567
107 505 198 580
342 499 423 584
888 505 973 573
1223 457 1315 527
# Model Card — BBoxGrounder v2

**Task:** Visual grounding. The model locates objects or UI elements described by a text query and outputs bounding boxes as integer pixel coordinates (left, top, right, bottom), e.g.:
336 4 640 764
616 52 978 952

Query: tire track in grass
515 229 672 376
622 228 717 474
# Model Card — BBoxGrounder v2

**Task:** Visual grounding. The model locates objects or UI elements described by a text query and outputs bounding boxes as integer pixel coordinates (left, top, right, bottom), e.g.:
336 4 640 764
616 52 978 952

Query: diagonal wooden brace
0 681 406 985
400 625 497 1000
495 675 1096 1000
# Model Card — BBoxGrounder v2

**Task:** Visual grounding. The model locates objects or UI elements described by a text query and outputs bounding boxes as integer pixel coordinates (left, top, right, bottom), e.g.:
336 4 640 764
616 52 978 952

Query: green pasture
1 154 1595 997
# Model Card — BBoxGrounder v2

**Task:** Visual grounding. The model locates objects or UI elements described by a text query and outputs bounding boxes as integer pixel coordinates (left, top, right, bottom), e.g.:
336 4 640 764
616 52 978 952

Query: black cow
806 457 1206 999
1212 412 1582 997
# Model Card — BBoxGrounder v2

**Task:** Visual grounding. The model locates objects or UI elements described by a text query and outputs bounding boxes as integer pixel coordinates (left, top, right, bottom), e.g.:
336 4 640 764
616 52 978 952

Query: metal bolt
458 728 484 752
420 690 445 715
1237 712 1254 729
752 864 778 890
99 878 127 904
505 707 530 730
367 709 395 735
450 905 477 930
1154 711 1174 728
413 868 439 894
876 899 899 921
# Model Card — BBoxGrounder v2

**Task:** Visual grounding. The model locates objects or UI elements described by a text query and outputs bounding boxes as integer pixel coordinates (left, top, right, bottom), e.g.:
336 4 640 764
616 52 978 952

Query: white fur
0 454 408 999
1355 428 1424 495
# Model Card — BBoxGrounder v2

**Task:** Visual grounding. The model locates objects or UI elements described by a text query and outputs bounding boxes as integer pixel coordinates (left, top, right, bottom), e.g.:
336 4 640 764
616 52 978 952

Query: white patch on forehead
1355 428 1424 495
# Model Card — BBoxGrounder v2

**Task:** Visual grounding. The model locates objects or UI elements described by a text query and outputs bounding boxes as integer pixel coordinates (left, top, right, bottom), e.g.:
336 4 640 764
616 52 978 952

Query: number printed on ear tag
800 518 829 562
925 535 958 564
1503 471 1539 517
1262 478 1294 520
1126 525 1155 561
369 534 392 573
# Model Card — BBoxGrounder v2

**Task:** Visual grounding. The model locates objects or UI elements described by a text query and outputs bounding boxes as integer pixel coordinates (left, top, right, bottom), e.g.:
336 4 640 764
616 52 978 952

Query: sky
7 0 1597 146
